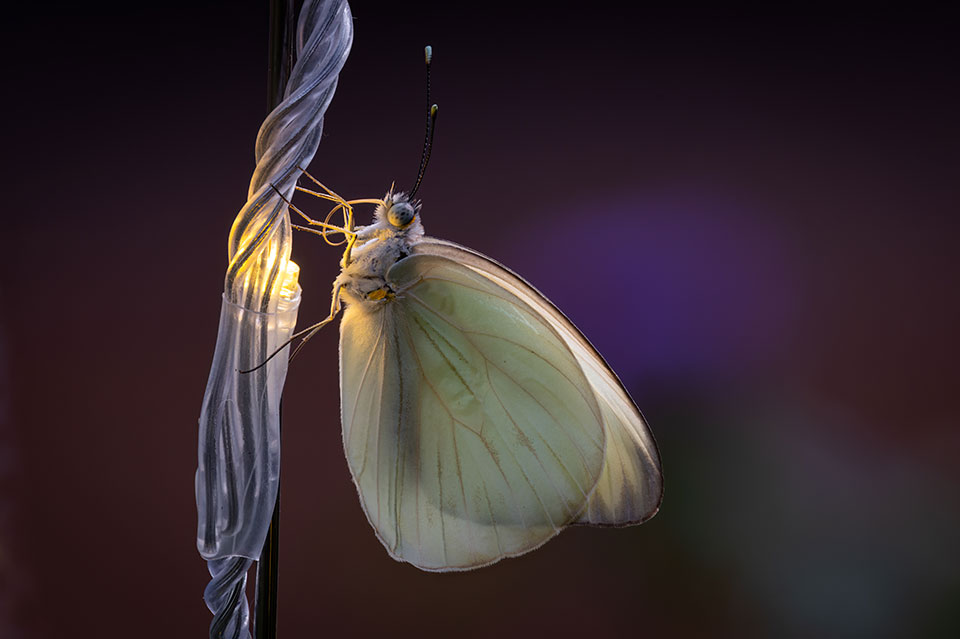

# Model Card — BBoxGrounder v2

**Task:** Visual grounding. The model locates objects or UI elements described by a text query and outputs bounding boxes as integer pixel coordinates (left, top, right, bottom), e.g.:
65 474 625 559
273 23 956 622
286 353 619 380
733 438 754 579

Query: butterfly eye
387 202 415 228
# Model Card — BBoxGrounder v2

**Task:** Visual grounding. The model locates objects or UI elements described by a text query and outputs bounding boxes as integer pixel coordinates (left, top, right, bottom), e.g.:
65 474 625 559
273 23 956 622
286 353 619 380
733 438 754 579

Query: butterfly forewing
411 239 663 526
340 253 606 571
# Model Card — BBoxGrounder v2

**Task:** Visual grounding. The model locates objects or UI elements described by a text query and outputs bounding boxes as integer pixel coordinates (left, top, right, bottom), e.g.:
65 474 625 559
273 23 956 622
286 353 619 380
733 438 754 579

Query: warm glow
280 260 301 301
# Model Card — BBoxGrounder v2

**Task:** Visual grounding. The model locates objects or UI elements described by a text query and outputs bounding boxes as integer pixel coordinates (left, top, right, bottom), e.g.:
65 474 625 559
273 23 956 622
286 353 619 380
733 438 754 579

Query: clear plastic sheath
195 1 353 637
196 283 300 560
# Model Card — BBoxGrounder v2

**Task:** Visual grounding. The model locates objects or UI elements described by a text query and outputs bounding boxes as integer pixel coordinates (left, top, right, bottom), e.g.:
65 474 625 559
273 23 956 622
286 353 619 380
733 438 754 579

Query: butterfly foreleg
286 282 344 362
238 283 344 374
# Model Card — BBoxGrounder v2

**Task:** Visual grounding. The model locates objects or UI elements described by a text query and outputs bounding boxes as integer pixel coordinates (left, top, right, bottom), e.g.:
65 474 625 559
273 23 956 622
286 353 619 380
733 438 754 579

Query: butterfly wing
411 239 663 526
340 252 606 571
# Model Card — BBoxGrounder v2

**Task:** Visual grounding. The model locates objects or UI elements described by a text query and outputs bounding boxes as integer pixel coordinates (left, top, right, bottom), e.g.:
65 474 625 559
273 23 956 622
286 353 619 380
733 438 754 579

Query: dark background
2 2 958 637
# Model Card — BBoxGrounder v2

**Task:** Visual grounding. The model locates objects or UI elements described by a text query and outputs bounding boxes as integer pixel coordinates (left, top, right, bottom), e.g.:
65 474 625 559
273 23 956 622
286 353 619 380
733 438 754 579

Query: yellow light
279 260 301 302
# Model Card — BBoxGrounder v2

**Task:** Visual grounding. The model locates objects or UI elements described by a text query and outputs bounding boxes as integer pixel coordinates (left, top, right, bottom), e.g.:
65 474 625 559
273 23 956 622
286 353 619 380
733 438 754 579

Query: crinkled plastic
196 264 300 560
195 1 353 635
196 0 351 564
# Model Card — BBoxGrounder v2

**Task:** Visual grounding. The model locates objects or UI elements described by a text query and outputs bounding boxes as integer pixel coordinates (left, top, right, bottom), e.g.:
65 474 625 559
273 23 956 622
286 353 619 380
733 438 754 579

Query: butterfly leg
271 183 353 242
292 168 387 268
239 283 343 374
296 169 357 232
287 283 343 362
297 167 387 235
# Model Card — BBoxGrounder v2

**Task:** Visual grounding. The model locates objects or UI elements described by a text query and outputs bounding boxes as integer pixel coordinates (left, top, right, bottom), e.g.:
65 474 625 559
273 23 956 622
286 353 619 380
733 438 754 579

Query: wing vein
349 313 387 480
484 364 563 531
408 290 603 444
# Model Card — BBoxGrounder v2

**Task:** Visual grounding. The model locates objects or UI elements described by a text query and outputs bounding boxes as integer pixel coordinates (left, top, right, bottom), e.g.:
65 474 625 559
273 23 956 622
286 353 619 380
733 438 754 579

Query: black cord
254 1 301 637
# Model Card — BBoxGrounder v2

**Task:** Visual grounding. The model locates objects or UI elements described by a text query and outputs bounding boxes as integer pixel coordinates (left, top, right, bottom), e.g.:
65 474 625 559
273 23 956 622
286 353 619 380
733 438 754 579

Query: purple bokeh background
2 3 957 637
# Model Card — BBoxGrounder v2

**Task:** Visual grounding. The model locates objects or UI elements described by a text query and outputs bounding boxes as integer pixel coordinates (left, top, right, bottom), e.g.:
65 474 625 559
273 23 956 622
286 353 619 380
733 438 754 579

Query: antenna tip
430 104 439 117
424 45 433 64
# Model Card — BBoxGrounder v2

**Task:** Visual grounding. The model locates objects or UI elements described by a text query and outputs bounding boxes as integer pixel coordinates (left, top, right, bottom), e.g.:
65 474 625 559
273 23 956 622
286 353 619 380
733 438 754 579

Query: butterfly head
376 190 421 230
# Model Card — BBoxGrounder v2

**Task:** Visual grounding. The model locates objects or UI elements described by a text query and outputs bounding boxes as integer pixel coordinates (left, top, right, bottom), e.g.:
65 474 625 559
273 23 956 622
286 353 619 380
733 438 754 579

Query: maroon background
2 3 958 637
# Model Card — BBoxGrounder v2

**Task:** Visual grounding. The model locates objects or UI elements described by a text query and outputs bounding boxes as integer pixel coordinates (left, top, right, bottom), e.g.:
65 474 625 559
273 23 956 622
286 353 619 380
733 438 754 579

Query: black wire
254 1 300 638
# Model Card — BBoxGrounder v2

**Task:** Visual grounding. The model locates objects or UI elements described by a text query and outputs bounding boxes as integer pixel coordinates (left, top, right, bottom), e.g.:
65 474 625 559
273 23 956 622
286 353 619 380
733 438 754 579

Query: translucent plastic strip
196 277 300 560
195 1 353 636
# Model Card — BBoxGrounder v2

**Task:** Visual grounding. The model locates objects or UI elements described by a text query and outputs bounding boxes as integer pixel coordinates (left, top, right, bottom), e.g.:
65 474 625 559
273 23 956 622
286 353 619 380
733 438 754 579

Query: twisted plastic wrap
196 1 353 637
227 0 354 313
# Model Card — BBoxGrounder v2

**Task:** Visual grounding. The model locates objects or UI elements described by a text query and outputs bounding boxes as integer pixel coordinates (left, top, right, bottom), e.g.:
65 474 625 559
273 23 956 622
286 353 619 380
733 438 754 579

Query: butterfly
274 48 662 572
276 170 662 572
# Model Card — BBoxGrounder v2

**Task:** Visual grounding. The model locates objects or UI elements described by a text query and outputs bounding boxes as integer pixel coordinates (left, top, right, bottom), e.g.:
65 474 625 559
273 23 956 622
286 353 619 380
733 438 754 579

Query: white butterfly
282 172 663 572
268 46 662 571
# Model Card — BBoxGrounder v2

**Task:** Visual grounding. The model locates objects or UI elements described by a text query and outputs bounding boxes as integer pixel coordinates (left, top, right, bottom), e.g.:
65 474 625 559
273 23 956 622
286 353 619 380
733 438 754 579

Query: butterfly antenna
410 45 439 199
